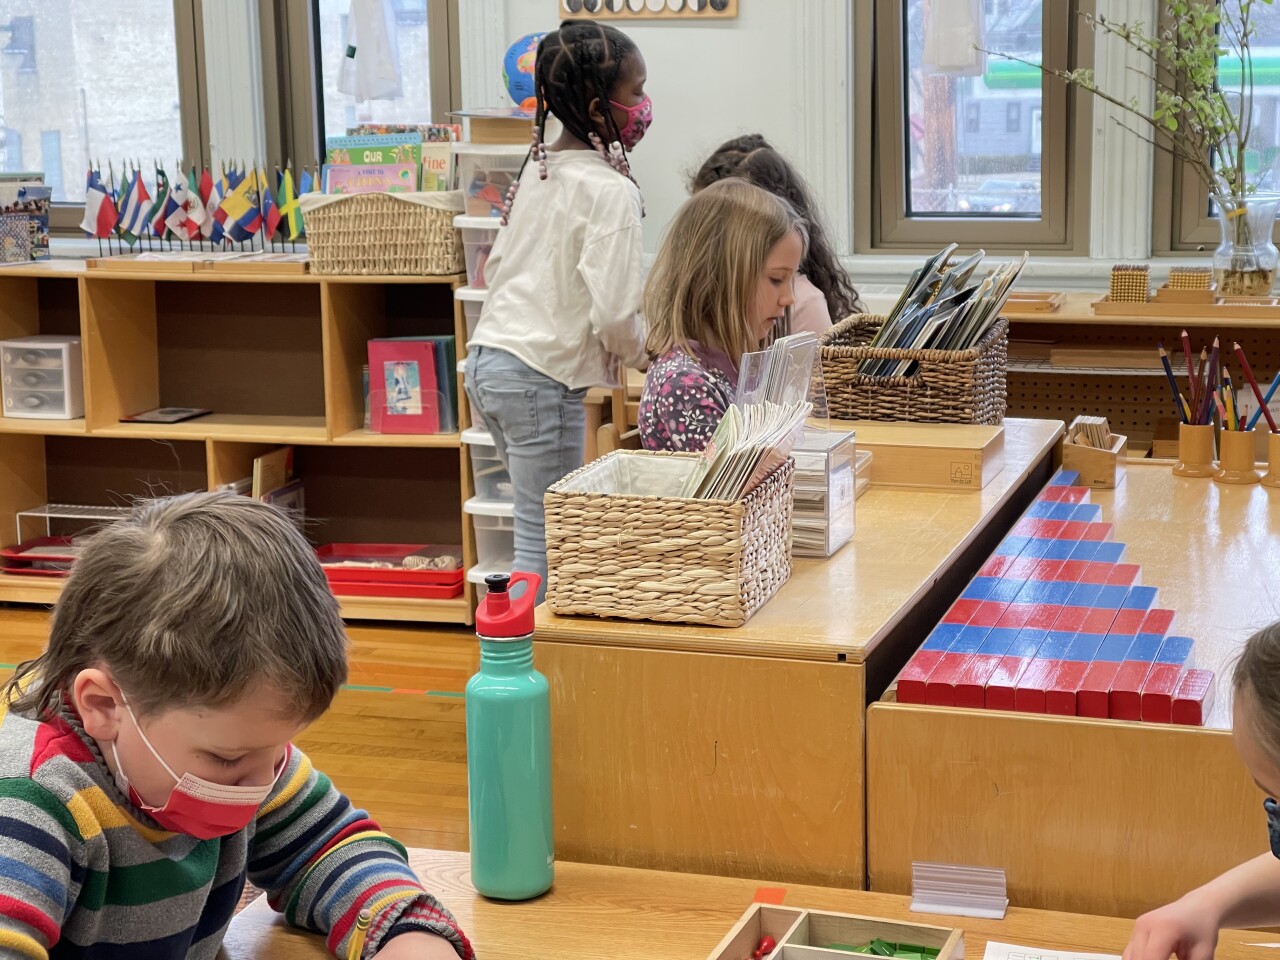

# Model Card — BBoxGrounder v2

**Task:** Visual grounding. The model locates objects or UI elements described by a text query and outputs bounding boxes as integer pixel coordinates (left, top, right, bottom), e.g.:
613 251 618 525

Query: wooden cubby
0 262 477 624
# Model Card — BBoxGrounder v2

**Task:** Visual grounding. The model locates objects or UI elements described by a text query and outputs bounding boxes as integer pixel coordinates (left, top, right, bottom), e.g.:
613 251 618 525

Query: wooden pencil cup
1264 432 1280 488
1172 423 1216 478
1215 429 1261 485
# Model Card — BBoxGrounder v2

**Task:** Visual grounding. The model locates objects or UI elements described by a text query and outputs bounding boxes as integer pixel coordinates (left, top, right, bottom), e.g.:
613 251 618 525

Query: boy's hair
690 134 865 320
644 177 809 369
3 491 348 722
1235 622 1280 763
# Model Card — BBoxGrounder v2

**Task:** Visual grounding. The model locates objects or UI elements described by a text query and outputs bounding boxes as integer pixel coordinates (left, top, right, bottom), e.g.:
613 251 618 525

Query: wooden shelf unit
0 265 479 624
1002 292 1280 447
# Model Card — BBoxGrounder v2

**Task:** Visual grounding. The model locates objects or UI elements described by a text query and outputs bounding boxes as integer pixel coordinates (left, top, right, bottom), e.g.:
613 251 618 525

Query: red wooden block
1027 559 1066 581
1106 564 1141 586
1011 518 1066 539
1059 520 1091 541
1051 606 1089 632
1140 663 1182 723
1108 608 1147 636
995 604 1035 629
1039 486 1090 503
1078 660 1122 718
897 650 946 704
1027 604 1062 629
1013 658 1056 713
1046 660 1091 716
1109 660 1153 721
1083 522 1114 541
1053 560 1088 583
968 600 1010 628
953 655 1004 708
1004 557 1043 580
925 653 970 706
1140 608 1175 637
1082 608 1119 636
1079 561 1118 585
1172 669 1217 726
986 656 1032 710
979 555 1017 578
943 598 981 624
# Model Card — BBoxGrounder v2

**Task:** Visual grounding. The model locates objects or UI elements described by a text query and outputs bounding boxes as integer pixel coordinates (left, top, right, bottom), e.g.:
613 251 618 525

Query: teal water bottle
466 571 554 900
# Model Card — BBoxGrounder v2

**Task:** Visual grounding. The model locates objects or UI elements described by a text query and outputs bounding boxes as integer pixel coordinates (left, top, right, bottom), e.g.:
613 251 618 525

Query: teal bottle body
466 600 554 899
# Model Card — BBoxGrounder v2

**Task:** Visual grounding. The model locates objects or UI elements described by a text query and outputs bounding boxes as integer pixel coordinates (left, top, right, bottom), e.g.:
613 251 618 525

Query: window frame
44 0 207 235
856 0 1094 254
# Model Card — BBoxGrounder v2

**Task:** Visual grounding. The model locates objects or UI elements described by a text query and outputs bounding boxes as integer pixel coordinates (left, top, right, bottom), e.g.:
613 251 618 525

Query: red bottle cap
475 572 541 640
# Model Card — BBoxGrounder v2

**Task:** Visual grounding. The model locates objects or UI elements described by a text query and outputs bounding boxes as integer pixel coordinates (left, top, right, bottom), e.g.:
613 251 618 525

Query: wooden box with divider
706 903 964 960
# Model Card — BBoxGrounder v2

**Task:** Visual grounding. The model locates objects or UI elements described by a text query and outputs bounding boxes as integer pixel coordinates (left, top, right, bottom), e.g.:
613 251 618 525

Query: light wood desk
868 460 1277 918
220 848 1267 960
533 419 1064 888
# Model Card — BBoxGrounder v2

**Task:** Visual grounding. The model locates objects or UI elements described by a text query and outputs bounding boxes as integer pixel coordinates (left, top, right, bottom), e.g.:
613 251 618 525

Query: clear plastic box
451 143 530 219
0 335 84 420
791 426 858 558
467 512 516 599
454 215 501 288
463 427 513 502
456 286 486 343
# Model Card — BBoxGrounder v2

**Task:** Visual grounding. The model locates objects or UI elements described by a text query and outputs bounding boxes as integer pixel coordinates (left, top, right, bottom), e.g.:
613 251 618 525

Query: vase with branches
984 0 1278 295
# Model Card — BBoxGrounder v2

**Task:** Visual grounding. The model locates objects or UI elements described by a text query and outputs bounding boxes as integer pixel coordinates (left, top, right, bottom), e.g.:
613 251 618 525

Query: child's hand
374 931 461 959
1123 894 1220 960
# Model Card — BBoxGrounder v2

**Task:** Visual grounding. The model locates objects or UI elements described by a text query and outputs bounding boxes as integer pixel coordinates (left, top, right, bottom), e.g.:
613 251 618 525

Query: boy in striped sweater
0 492 473 960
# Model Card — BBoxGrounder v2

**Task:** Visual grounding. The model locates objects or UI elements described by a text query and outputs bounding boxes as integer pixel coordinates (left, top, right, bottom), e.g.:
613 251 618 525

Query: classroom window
857 0 1091 252
1155 0 1280 250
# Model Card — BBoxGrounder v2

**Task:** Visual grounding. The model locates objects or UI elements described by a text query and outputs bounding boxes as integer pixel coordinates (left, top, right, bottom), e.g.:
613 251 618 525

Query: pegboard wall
1006 320 1280 444
561 0 737 19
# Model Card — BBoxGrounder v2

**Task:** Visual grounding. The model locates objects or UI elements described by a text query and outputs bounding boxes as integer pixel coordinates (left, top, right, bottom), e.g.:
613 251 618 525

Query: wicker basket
818 314 1008 424
544 452 795 628
301 191 465 276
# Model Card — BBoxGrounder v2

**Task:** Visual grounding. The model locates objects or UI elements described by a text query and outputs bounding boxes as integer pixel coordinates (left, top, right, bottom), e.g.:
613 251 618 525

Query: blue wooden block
1068 503 1104 522
1095 634 1136 662
1065 633 1108 662
1029 538 1080 560
949 624 994 654
1066 583 1104 607
1156 635 1195 665
1094 585 1132 609
1050 470 1081 486
1024 501 1067 519
1127 633 1165 662
1093 541 1127 563
996 535 1032 556
978 627 1023 655
961 577 1000 600
1037 631 1077 660
1068 539 1103 561
1008 629 1048 658
1014 580 1074 605
989 579 1029 602
1122 585 1159 610
923 623 967 651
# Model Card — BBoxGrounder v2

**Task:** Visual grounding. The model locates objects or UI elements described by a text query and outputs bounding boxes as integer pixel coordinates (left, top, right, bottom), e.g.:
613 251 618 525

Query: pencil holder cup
1172 423 1217 478
1264 432 1280 488
1216 429 1261 485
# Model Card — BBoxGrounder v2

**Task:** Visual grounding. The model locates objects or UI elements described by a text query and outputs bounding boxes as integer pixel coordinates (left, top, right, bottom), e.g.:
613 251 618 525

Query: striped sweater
0 704 475 960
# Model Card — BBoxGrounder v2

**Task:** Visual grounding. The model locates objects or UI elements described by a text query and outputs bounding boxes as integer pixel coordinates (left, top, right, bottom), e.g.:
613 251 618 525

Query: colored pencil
1158 345 1186 423
1214 393 1228 427
1234 341 1278 433
1199 337 1222 426
1223 367 1237 431
1181 330 1196 410
1249 367 1280 431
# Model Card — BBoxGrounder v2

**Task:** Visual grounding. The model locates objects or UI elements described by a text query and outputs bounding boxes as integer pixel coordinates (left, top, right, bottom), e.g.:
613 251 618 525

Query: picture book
368 338 441 434
252 445 295 500
348 123 461 143
424 335 458 432
323 163 418 195
421 142 455 191
325 132 422 166
0 182 50 263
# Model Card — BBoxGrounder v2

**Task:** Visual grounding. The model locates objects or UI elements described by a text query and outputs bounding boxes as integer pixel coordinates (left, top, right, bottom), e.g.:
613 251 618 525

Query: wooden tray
706 903 963 960
1003 290 1064 313
1091 295 1280 318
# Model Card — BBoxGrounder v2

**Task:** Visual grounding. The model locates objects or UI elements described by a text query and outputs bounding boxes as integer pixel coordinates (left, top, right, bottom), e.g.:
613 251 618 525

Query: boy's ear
73 668 124 742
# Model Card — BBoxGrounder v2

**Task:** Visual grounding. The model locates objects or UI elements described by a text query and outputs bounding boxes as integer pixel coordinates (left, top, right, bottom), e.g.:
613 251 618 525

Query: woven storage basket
301 191 464 276
544 452 795 628
818 314 1008 424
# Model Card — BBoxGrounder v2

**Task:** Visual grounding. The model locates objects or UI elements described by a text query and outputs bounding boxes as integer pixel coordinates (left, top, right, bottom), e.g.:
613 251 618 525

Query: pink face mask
110 693 289 840
608 94 653 150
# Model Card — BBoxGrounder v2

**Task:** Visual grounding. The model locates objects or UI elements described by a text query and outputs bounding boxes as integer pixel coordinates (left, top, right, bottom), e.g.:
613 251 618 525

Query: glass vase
1213 193 1280 297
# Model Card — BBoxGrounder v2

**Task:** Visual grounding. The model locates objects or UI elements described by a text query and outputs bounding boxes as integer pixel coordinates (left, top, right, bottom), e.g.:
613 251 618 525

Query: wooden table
532 419 1064 888
868 460 1276 918
219 848 1268 960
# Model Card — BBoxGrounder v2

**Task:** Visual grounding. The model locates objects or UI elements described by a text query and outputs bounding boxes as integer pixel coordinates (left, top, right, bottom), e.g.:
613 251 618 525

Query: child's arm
580 223 649 372
0 779 82 959
1125 852 1280 960
247 749 473 960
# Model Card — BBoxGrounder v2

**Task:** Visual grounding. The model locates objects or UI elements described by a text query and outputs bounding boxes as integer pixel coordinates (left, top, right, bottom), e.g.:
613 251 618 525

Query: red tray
316 543 464 586
328 580 464 600
0 536 78 577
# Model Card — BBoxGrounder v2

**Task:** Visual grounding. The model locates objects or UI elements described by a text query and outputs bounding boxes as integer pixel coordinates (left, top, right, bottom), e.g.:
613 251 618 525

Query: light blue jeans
464 346 587 604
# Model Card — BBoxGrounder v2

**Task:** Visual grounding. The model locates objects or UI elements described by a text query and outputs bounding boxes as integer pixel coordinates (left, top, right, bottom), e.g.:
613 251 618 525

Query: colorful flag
163 172 191 239
261 168 281 242
184 166 207 240
278 167 302 241
79 168 118 238
208 168 229 242
118 169 153 243
222 168 262 242
147 167 171 239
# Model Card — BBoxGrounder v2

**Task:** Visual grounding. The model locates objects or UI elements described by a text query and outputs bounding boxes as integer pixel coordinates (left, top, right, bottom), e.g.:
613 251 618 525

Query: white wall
484 1 852 255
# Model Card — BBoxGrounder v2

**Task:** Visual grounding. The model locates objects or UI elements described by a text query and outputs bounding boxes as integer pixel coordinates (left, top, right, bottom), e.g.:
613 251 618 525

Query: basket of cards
300 191 465 276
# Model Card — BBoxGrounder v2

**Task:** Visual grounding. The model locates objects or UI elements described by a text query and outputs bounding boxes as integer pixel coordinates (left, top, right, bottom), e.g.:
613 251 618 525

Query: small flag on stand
148 166 171 242
80 167 119 239
117 168 152 245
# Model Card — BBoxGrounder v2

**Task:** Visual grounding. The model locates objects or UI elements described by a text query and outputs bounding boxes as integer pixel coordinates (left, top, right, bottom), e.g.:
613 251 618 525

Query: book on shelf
0 175 49 264
346 123 461 142
368 338 442 434
325 132 423 166
421 142 455 191
252 446 295 500
322 163 419 195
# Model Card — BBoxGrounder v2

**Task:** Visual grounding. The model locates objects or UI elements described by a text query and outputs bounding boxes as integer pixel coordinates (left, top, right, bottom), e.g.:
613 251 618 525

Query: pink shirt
790 274 833 336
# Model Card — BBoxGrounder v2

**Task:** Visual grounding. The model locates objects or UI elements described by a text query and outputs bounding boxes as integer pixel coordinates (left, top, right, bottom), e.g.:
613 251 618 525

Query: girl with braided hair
465 20 652 601
691 134 865 335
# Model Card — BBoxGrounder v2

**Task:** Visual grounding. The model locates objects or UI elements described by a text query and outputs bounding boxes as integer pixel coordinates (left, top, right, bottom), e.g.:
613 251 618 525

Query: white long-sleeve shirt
468 150 648 389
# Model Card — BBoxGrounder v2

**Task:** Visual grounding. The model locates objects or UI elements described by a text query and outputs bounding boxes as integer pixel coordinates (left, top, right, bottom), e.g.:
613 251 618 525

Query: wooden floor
0 606 476 852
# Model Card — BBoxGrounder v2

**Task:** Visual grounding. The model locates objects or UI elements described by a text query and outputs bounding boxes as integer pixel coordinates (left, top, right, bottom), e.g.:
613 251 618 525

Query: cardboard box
827 420 1004 491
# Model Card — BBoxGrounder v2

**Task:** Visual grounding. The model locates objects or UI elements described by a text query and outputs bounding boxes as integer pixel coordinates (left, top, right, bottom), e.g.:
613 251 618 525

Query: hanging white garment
337 0 404 101
922 0 988 77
